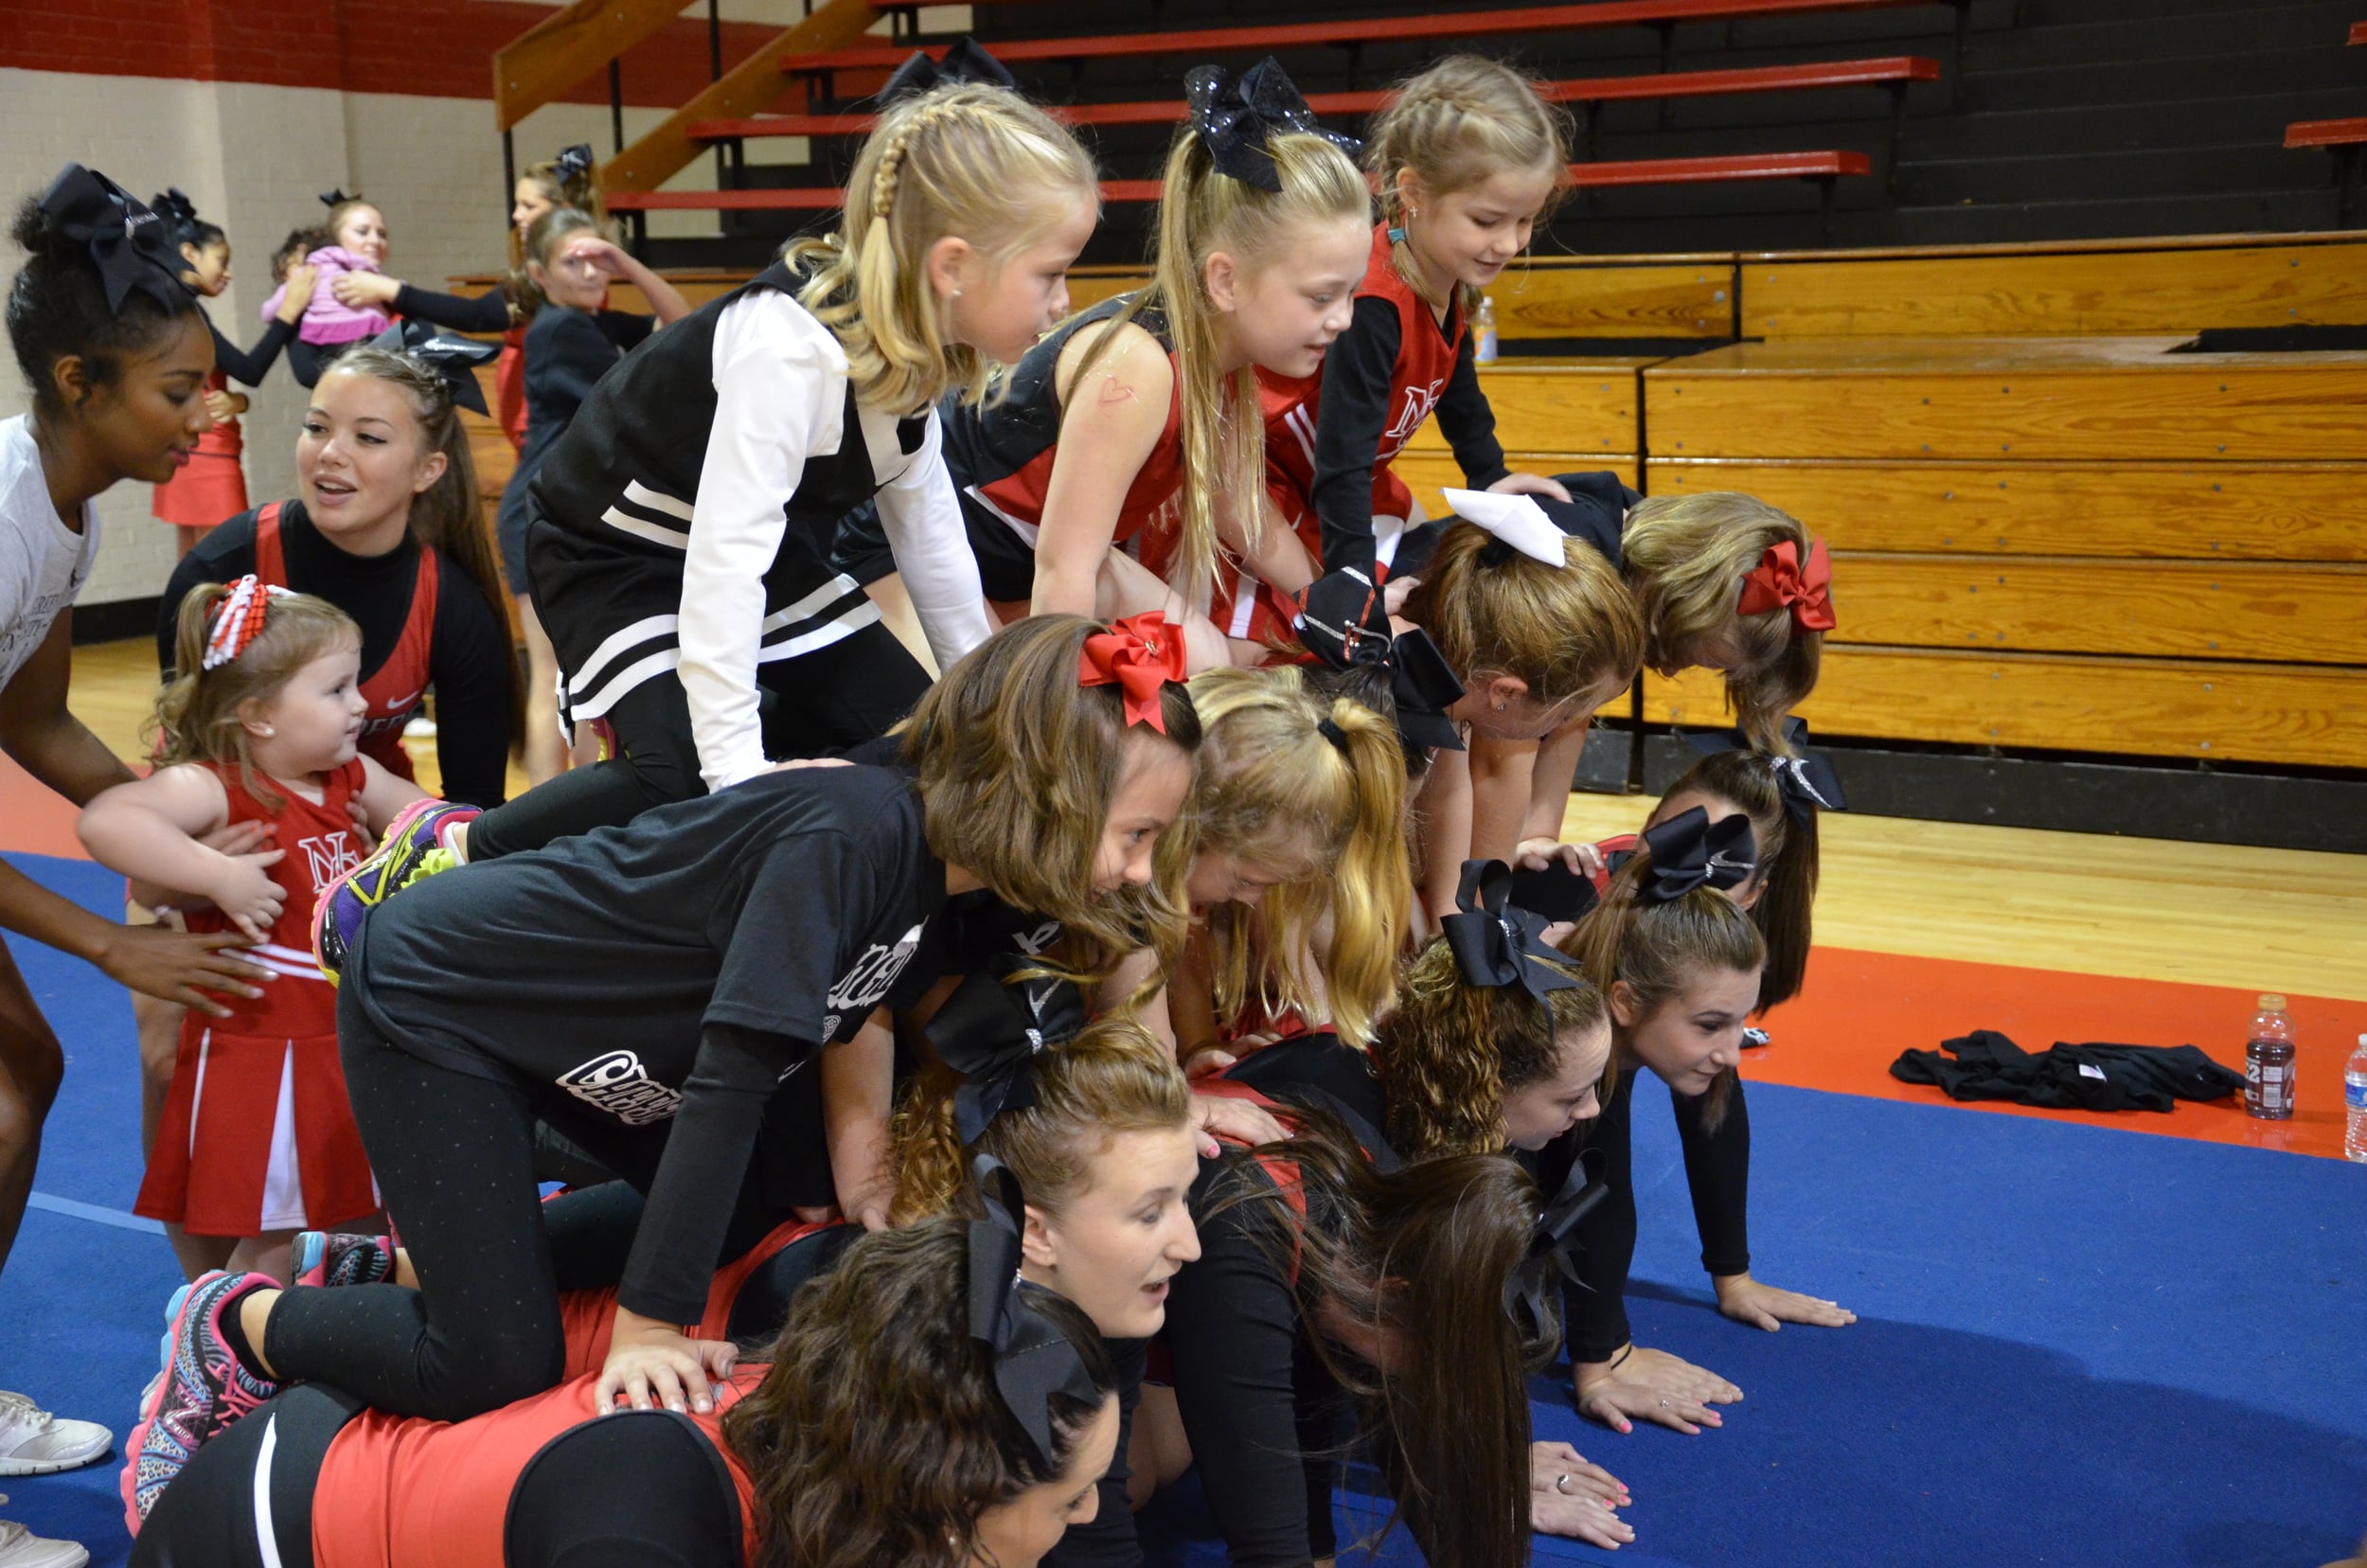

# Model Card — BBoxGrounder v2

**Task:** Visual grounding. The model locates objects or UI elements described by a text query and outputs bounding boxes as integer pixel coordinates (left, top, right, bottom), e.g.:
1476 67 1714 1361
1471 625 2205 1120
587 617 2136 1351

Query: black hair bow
1184 57 1360 192
1451 472 1635 569
366 319 498 416
1682 714 1846 826
552 143 596 184
1637 806 1755 904
1440 860 1579 1003
881 36 1017 103
150 187 201 241
1296 571 1467 756
318 187 355 209
969 1155 1104 1469
37 165 188 317
927 957 1088 1147
1503 1147 1608 1338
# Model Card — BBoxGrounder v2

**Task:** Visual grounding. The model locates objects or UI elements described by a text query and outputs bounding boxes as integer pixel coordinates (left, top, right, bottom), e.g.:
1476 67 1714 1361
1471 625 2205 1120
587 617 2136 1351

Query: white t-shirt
0 414 103 692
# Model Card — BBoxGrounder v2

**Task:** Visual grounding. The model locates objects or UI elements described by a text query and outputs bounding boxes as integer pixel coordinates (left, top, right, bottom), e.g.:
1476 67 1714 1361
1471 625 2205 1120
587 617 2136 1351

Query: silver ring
1555 1472 1574 1495
1659 1399 1671 1409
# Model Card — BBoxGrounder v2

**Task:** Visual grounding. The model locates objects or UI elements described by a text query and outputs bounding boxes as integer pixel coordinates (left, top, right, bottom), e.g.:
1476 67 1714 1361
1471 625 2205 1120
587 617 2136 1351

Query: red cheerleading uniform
495 325 529 453
135 759 378 1236
150 369 251 528
251 500 439 782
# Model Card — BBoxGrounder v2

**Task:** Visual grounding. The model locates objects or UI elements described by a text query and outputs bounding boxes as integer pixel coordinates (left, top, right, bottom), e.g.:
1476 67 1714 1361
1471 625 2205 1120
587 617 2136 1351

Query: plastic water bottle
1474 295 1499 365
2244 993 2295 1121
2345 1034 2367 1161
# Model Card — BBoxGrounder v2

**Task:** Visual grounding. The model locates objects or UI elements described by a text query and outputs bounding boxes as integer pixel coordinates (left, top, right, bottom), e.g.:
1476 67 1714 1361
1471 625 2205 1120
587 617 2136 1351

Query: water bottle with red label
2244 993 2295 1121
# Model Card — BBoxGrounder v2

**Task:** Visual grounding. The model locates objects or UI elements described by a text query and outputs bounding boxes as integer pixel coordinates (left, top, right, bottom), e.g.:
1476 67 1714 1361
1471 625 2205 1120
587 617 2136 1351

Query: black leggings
261 990 790 1423
131 1383 740 1568
464 619 930 862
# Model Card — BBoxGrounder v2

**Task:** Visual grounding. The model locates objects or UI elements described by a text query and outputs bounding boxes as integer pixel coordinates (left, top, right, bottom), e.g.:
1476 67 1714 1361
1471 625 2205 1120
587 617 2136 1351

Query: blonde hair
899 616 1201 975
154 583 360 808
1367 56 1570 311
1119 124 1369 606
1401 520 1644 709
892 1017 1192 1223
1186 665 1409 1047
1622 492 1827 751
1373 936 1606 1158
790 83 1098 416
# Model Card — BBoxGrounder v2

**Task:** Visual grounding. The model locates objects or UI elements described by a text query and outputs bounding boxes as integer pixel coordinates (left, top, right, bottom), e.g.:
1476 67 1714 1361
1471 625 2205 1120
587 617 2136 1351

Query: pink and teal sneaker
290 1231 396 1291
310 799 478 984
121 1272 278 1534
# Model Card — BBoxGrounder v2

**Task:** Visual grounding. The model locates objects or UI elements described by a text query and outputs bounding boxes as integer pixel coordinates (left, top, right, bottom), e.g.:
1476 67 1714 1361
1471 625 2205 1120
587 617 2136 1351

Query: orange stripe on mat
1767 946 2365 1161
0 751 93 861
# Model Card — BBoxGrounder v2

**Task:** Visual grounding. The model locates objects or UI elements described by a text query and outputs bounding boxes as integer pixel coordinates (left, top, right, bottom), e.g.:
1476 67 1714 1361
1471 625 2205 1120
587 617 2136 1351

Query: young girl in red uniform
1227 55 1575 643
80 581 430 1283
148 190 319 553
126 1210 1119 1568
936 59 1370 668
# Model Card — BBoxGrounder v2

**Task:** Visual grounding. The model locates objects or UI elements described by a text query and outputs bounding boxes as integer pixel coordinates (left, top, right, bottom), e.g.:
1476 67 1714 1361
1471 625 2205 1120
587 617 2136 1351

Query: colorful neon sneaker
311 798 478 983
290 1231 396 1290
121 1272 278 1534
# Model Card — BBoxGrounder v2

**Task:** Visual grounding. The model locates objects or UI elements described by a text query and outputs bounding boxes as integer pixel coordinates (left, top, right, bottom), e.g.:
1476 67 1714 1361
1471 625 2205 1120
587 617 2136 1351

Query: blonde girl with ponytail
934 58 1371 670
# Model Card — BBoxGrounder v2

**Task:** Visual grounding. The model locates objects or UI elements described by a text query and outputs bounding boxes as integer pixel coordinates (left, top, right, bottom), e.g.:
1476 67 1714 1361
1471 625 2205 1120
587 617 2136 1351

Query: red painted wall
2 0 788 108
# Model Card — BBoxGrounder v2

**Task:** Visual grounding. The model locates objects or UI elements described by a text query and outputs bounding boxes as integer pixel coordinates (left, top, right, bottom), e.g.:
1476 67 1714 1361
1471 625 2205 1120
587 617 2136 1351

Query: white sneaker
0 1503 89 1568
0 1395 109 1475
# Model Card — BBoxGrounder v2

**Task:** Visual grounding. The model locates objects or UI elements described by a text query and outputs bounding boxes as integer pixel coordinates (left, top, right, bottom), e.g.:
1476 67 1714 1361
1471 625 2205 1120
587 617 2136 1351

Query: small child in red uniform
80 578 429 1283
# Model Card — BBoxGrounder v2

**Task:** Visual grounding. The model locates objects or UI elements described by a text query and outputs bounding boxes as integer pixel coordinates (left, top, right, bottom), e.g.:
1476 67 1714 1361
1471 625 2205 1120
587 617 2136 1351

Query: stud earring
258 724 276 736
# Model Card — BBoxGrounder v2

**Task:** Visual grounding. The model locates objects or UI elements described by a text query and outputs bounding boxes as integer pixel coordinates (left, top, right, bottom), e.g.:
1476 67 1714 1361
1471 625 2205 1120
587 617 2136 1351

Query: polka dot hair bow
1736 538 1838 633
203 576 292 669
1077 612 1188 733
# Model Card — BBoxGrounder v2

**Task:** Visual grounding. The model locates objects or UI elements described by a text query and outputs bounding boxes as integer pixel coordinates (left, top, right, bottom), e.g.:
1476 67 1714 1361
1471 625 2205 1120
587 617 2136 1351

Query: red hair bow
1078 613 1187 732
203 575 291 670
1735 539 1837 633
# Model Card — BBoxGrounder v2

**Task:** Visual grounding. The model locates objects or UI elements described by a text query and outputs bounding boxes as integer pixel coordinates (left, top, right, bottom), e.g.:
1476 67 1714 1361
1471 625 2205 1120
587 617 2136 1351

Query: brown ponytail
1648 747 1821 1011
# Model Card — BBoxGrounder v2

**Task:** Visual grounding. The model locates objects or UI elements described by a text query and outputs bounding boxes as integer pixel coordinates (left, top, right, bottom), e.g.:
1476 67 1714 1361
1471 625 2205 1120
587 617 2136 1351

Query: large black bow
552 143 596 184
1297 572 1467 757
367 319 498 416
927 957 1088 1147
1184 58 1360 193
1503 1148 1608 1337
37 165 188 317
969 1155 1104 1469
150 187 202 243
1682 714 1846 826
318 187 355 209
881 36 1017 103
1637 806 1755 904
1440 860 1579 1003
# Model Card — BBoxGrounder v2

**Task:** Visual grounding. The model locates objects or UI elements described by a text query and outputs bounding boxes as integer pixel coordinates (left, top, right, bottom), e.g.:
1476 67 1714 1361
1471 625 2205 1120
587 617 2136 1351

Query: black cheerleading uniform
259 766 949 1423
1539 1066 1752 1363
494 304 654 597
206 316 296 389
459 259 993 862
161 501 515 808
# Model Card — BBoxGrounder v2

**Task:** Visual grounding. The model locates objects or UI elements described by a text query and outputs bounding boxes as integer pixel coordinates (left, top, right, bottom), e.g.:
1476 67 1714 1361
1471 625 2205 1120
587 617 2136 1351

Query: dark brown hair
1203 1118 1550 1568
1648 748 1819 1011
724 1219 1117 1568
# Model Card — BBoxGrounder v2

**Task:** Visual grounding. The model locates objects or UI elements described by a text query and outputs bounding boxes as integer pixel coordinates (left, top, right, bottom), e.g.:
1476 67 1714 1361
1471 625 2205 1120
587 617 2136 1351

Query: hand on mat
596 1309 738 1417
1529 1441 1633 1549
97 925 271 1015
207 846 288 943
1489 471 1575 505
1515 837 1606 879
1714 1271 1857 1332
1575 1344 1740 1435
1190 1091 1290 1155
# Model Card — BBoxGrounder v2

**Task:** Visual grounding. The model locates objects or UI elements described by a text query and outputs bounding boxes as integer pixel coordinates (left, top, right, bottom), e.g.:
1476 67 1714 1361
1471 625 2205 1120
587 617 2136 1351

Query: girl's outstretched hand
1575 1344 1741 1436
1713 1271 1857 1331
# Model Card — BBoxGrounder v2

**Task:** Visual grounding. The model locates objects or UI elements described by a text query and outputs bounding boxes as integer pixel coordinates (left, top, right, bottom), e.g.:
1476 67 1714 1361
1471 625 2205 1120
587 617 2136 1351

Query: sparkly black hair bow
882 36 1017 103
1184 57 1360 192
318 187 356 209
37 165 189 317
1638 806 1756 904
1503 1147 1608 1339
552 143 596 184
1683 714 1847 827
1296 572 1467 756
927 957 1088 1147
969 1155 1104 1469
366 319 499 416
1440 860 1579 1004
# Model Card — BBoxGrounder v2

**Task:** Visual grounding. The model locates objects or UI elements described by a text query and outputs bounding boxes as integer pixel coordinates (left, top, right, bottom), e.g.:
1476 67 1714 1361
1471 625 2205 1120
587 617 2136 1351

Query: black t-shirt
161 502 516 808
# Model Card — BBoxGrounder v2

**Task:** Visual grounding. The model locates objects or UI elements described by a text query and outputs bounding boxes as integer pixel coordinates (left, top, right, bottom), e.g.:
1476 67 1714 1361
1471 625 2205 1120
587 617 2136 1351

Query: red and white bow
202 575 292 669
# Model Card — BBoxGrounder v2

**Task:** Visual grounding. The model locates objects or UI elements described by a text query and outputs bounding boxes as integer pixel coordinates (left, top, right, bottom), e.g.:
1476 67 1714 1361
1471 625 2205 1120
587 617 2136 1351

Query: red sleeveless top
182 758 365 1036
252 501 438 782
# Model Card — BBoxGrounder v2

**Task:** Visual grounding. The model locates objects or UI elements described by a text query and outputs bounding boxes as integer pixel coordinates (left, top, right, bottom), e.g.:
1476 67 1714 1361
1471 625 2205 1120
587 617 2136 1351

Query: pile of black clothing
1890 1029 2245 1113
